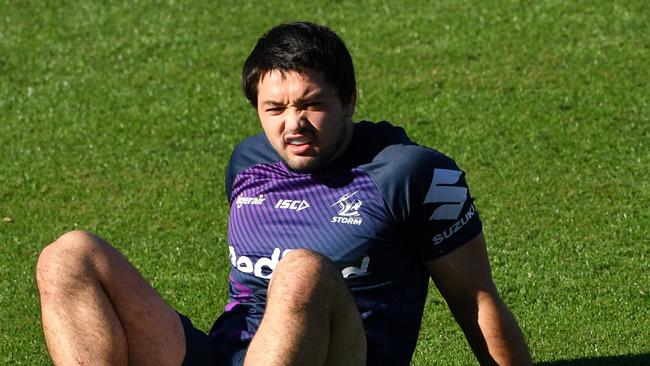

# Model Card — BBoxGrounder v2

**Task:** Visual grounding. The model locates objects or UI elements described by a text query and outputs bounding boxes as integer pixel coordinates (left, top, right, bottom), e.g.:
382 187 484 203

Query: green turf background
1 1 648 364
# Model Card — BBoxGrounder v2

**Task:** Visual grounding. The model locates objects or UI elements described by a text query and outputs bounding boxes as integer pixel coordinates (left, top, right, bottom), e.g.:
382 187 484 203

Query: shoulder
355 121 460 185
379 143 459 174
355 122 482 260
226 133 279 199
354 120 456 164
229 133 279 169
354 121 465 221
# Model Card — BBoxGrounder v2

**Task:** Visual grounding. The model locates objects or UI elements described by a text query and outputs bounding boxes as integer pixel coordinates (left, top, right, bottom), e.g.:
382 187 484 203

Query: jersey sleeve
414 157 483 260
366 143 483 261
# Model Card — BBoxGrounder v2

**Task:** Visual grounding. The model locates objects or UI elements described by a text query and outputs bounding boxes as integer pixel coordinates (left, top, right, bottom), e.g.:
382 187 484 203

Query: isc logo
275 199 310 212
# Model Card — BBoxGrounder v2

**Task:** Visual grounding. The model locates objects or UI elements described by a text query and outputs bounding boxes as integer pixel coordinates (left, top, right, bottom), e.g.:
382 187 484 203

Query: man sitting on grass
36 21 532 365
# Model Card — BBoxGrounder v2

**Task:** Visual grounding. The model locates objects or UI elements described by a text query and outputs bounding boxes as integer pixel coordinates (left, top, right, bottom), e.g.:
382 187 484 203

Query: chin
284 156 323 173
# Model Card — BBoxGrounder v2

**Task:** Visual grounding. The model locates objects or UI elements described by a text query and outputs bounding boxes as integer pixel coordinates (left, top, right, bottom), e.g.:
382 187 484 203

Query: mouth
286 136 312 145
285 133 315 155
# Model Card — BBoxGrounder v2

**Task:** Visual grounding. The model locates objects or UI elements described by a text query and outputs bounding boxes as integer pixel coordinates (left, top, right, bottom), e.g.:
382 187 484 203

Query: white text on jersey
229 246 370 279
275 199 310 212
432 204 476 245
236 194 266 208
331 191 363 225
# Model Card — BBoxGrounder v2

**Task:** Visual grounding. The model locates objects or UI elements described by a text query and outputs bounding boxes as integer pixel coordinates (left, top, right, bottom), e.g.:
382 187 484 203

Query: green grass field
1 1 648 364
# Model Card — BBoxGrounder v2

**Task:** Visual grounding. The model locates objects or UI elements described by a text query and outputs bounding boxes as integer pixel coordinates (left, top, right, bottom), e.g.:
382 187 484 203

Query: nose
286 109 307 133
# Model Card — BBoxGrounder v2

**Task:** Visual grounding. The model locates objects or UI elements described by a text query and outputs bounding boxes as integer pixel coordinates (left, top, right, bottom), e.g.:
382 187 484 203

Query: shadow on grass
536 353 650 366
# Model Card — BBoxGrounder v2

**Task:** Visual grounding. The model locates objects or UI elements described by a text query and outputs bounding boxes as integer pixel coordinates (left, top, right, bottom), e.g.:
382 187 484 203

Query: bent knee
270 249 345 298
38 230 100 262
53 230 102 248
279 248 327 263
35 230 106 286
275 249 340 278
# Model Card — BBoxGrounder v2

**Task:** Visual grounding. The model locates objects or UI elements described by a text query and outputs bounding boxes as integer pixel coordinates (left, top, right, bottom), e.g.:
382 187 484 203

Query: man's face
256 69 355 173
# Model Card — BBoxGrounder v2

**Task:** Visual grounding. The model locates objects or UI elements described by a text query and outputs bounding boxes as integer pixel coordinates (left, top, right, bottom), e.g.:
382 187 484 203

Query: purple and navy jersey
211 121 482 365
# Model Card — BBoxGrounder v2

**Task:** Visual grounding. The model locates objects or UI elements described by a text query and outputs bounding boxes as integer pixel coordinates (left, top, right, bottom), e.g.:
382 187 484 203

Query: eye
265 106 285 114
304 101 324 110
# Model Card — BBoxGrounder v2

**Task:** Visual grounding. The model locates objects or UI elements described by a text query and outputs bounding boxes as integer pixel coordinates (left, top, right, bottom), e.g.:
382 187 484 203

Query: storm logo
331 190 363 225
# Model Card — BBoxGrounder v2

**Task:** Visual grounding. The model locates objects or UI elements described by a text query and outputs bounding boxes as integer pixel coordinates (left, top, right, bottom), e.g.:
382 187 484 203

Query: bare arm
425 232 532 365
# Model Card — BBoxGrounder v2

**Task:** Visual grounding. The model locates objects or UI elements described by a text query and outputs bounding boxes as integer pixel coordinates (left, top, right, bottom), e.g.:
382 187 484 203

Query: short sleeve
414 162 483 260
362 140 483 261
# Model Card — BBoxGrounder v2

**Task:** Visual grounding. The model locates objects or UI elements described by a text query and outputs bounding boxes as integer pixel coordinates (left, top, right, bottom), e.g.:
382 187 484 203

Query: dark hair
242 21 356 107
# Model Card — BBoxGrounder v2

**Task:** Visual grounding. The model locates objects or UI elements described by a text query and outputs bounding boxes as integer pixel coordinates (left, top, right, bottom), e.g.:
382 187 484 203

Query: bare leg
244 249 366 366
35 230 186 366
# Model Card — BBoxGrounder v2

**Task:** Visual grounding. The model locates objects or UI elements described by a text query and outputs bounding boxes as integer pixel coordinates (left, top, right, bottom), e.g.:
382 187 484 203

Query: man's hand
426 233 532 365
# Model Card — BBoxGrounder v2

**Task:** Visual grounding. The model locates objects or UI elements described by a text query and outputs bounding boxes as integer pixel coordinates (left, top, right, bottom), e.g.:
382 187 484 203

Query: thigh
244 249 366 366
41 230 187 365
89 233 187 365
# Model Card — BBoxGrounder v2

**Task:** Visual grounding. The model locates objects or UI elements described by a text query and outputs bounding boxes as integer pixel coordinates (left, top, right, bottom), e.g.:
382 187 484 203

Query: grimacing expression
256 69 356 173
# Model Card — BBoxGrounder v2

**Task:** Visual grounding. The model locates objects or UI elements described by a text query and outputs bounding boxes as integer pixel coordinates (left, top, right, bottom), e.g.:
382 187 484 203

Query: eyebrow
261 89 333 107
261 100 286 107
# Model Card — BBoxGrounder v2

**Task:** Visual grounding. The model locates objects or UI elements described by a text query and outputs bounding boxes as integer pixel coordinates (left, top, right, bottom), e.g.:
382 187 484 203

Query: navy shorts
179 313 247 366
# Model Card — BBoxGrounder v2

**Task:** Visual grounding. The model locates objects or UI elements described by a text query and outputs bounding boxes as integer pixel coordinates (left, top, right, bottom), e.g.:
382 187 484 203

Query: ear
344 88 357 118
